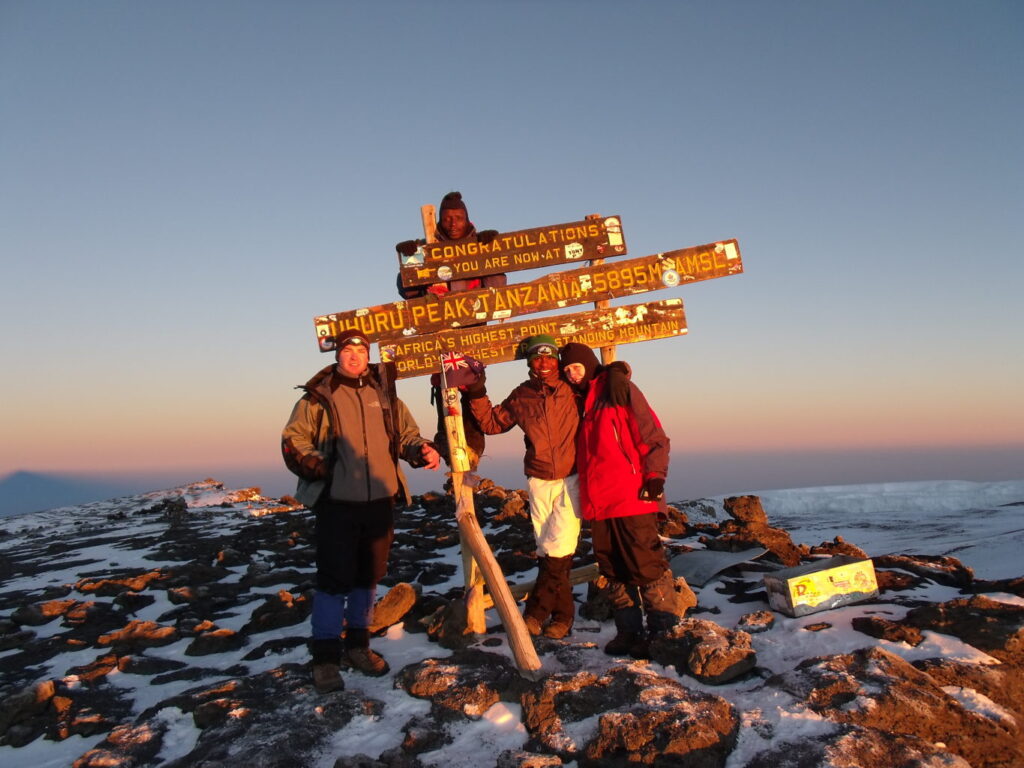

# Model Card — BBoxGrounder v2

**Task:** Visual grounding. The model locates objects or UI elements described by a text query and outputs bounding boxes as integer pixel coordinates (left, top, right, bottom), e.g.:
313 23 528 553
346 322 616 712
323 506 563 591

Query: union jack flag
441 352 467 373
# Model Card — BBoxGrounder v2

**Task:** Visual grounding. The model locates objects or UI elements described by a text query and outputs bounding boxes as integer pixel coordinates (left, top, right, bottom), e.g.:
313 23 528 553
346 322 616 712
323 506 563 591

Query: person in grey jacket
282 329 439 693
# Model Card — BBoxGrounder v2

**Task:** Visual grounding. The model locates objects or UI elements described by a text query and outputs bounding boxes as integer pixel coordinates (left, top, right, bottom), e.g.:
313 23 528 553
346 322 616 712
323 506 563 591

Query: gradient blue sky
2 1 1021 501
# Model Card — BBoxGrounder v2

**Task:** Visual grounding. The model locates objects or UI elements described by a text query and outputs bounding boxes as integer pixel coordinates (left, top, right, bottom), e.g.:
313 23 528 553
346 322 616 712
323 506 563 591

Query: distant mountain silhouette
0 471 154 518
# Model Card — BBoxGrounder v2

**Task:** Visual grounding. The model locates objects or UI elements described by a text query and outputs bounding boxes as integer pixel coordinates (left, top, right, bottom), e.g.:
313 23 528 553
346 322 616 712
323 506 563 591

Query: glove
300 454 328 481
463 368 487 399
396 239 422 257
605 361 631 407
639 477 665 502
477 229 499 245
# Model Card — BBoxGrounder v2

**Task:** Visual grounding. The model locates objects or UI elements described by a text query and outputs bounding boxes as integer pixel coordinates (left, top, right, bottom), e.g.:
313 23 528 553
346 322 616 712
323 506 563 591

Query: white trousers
527 475 582 558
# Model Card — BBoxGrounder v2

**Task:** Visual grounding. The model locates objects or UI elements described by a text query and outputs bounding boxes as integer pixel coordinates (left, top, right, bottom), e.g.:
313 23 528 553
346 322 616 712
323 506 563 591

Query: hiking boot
346 646 390 677
523 615 543 636
312 663 343 693
628 634 651 660
604 631 642 656
543 621 572 639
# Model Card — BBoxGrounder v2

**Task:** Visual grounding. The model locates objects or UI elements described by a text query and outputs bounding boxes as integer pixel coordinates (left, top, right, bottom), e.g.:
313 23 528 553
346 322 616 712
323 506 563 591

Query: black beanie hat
335 329 371 352
439 191 467 215
559 342 600 386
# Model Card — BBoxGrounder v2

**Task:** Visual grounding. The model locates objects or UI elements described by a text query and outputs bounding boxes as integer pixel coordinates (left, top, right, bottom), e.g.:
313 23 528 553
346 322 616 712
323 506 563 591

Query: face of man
336 343 370 378
440 208 470 240
563 362 587 385
528 352 559 380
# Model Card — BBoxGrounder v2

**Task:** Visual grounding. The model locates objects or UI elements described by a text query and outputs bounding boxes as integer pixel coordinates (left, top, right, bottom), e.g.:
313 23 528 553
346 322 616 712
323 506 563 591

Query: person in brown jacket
465 334 581 638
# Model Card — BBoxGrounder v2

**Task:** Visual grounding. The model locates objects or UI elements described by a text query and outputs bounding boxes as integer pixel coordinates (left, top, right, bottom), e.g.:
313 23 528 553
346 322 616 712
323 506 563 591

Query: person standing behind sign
394 190 506 299
396 191 505 469
464 334 581 639
281 329 441 693
558 342 683 659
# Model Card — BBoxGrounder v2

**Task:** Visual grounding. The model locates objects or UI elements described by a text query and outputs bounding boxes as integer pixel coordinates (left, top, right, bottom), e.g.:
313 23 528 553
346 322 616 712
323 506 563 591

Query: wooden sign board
315 240 740 352
397 215 627 289
381 299 686 379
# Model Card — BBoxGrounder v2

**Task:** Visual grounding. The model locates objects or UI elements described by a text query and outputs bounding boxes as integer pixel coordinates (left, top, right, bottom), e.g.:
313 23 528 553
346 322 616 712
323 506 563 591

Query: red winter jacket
576 372 670 521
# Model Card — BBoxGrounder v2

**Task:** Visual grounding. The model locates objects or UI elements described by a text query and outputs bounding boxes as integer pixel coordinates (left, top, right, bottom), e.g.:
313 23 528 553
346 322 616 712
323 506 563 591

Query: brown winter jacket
468 375 578 481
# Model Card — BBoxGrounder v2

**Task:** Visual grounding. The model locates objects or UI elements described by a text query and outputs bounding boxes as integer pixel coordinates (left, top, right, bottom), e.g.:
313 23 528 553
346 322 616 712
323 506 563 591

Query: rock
12 599 76 626
808 535 869 559
0 679 55 737
242 589 311 633
873 554 974 588
96 620 178 651
902 594 1024 664
745 724 972 768
874 568 924 592
217 547 248 567
723 495 768 525
496 750 564 767
424 599 476 650
369 582 419 634
768 646 1023 768
649 618 757 684
851 615 924 646
495 493 529 522
400 714 451 754
660 502 689 533
520 666 738 766
737 610 775 633
186 627 245 656
395 649 525 721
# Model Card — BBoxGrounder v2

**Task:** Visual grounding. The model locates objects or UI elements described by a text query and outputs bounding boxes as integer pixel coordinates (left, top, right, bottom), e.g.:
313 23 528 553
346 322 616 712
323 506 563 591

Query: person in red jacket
559 342 684 658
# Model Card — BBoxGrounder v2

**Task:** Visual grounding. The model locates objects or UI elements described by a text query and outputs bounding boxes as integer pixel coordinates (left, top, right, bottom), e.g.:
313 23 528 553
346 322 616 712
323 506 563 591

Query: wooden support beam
481 562 602 611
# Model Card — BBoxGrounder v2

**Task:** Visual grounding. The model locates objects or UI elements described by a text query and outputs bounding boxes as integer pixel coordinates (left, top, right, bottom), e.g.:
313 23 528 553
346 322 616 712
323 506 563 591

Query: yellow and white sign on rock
763 556 879 618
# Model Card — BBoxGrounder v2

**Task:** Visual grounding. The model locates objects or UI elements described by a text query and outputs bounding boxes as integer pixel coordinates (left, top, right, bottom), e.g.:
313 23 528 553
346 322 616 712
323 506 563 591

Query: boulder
520 666 738 766
649 618 757 684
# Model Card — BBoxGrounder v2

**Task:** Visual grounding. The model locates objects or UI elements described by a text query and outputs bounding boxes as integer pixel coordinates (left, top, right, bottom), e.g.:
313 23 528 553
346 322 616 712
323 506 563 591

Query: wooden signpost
397 215 626 289
314 240 741 353
308 205 743 679
382 298 686 379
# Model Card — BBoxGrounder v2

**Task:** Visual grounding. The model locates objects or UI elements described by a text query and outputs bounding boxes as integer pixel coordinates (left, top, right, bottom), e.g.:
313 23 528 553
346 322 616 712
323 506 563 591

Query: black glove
463 368 487 399
300 454 328 481
477 229 499 245
639 477 665 501
396 239 422 257
605 361 631 407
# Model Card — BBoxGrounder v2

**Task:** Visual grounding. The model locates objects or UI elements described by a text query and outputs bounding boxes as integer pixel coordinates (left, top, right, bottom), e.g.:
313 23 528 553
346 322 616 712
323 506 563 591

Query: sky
1 0 1022 502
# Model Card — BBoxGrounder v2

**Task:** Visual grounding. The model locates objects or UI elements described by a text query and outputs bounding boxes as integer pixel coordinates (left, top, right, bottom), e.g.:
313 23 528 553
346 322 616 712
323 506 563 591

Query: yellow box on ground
763 556 879 618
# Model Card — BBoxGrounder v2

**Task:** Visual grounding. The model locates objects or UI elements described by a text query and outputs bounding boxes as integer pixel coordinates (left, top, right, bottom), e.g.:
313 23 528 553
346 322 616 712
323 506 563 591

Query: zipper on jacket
611 421 637 474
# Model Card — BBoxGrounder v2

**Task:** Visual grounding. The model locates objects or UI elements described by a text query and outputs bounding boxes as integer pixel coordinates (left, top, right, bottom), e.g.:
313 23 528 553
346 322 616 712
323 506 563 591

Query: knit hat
335 329 371 351
523 334 559 361
558 342 600 386
439 191 467 215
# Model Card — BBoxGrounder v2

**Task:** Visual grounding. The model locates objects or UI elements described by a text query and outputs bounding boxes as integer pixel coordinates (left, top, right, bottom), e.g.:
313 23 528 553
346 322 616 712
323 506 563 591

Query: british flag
441 352 468 373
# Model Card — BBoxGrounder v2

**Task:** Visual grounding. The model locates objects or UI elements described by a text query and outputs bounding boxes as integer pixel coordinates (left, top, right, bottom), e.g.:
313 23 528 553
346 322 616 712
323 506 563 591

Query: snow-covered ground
0 478 1021 767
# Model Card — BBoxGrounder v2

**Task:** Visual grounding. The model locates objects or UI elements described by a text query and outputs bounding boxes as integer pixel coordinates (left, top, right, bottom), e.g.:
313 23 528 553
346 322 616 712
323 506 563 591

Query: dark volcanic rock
701 496 804 567
902 594 1024 664
872 553 974 588
745 724 972 768
520 666 738 766
851 614 924 645
648 618 757 684
767 646 1023 768
75 663 384 767
395 649 526 721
